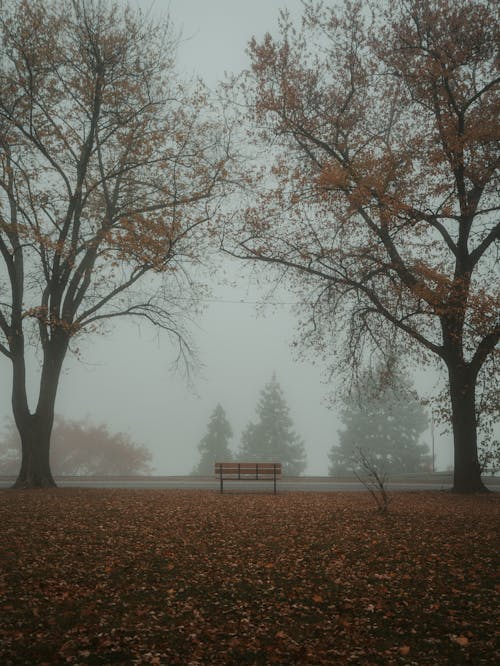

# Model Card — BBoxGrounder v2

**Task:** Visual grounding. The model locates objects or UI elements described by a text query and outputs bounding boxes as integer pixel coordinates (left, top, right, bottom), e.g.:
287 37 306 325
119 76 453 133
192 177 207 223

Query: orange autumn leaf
452 635 470 647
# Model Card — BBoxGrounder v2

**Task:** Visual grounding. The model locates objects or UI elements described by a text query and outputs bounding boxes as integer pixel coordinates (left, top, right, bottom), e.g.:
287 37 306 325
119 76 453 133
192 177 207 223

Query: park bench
215 462 281 494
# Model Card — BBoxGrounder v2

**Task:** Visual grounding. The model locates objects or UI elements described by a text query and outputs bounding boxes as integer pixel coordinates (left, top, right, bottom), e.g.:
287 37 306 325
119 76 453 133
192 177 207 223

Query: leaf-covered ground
0 490 498 665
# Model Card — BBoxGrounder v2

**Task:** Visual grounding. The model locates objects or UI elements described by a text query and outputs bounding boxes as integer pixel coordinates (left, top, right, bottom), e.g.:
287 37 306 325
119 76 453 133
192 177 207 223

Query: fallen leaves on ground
0 490 498 664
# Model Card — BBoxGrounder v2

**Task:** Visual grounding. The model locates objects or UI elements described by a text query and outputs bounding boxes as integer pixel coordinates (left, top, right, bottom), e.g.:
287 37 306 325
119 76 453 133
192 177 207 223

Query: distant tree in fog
0 417 153 476
329 366 430 475
192 404 233 475
240 375 307 475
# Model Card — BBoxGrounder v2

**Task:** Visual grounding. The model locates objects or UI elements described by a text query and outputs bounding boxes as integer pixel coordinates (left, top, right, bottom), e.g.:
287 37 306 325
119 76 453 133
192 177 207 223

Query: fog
0 0 454 475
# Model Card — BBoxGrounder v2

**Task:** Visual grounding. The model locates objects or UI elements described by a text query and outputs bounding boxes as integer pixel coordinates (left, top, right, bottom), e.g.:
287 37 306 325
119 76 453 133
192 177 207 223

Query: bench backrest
215 462 281 478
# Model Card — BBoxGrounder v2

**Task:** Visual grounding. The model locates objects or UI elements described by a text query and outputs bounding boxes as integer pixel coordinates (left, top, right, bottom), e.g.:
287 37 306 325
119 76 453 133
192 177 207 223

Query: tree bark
12 413 56 488
11 337 67 489
447 362 488 493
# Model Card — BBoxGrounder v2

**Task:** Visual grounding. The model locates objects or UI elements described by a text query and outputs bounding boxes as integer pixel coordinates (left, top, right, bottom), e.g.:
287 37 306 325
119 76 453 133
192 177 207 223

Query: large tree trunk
11 337 67 489
13 413 56 488
447 362 487 493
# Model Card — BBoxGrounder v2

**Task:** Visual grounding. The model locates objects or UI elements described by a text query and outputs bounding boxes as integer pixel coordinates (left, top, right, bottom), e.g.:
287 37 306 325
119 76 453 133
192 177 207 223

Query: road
1 474 499 491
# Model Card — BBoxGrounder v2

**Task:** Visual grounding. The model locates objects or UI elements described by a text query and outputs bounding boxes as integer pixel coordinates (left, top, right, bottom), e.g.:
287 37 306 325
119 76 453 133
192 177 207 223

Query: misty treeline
192 375 307 476
193 368 434 478
0 0 498 492
0 417 153 476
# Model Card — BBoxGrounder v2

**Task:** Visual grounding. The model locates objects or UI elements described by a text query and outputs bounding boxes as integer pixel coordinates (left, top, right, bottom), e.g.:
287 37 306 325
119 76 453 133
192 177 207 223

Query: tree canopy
225 0 499 492
329 366 430 475
0 0 229 487
239 375 307 475
192 404 233 475
0 416 153 476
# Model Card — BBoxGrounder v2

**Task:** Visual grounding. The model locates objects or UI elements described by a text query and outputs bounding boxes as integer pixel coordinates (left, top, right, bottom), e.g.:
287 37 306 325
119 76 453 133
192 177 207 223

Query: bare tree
352 447 392 515
225 0 499 493
0 0 230 487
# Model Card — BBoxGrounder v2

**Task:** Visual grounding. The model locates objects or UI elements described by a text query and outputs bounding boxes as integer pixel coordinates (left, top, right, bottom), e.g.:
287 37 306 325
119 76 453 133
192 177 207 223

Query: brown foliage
0 416 153 476
0 0 226 351
0 489 498 664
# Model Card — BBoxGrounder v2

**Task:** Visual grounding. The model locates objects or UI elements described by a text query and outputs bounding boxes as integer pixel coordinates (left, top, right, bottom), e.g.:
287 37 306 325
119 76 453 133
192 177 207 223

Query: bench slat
215 463 281 472
215 470 281 476
217 473 279 478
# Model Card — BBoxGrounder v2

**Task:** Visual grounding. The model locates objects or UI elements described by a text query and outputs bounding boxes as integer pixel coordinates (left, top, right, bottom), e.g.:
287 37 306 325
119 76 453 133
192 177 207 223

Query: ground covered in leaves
1 489 499 665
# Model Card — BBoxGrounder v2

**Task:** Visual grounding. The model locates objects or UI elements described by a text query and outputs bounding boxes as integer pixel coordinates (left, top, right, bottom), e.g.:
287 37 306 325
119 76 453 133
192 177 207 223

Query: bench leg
220 472 223 494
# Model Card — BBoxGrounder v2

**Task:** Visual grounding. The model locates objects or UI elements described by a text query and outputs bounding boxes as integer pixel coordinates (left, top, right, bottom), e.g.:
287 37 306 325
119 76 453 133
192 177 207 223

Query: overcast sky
0 0 453 474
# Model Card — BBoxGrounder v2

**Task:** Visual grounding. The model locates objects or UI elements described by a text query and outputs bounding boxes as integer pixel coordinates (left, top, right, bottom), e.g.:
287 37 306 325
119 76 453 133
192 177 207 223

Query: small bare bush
352 446 392 514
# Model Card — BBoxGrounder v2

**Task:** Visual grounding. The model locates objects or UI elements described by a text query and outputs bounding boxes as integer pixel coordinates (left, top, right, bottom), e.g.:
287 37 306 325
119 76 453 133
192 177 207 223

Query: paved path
2 475 498 491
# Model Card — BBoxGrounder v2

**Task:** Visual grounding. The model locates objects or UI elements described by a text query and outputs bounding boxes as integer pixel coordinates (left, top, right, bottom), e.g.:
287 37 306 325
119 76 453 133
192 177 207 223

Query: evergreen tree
240 375 307 475
329 367 430 475
193 404 233 475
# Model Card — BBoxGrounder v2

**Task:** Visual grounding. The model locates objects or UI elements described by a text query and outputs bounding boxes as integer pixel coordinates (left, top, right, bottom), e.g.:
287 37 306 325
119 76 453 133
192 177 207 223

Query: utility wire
171 296 298 306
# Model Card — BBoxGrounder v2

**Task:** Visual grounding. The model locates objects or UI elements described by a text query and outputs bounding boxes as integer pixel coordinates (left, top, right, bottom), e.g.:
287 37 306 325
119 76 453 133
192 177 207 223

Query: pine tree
240 375 307 475
193 404 233 475
329 367 430 475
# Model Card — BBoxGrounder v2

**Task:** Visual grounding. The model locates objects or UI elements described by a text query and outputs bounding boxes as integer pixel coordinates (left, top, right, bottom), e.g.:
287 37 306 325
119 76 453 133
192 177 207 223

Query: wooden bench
215 462 281 494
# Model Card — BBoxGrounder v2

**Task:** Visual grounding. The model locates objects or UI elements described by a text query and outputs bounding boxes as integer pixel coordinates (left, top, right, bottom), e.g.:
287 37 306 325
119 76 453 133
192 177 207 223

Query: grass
0 489 499 664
